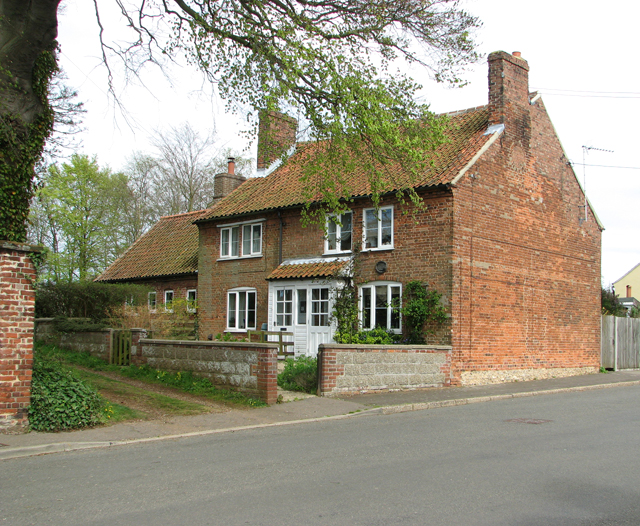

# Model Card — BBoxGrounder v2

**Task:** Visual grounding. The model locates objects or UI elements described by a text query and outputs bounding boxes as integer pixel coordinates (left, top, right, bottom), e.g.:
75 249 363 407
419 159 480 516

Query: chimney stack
488 50 530 127
257 110 298 173
487 51 532 152
211 158 246 206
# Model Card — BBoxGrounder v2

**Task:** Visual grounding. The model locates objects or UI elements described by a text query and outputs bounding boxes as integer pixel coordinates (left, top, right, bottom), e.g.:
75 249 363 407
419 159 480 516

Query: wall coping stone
141 338 279 349
319 344 452 351
0 240 42 253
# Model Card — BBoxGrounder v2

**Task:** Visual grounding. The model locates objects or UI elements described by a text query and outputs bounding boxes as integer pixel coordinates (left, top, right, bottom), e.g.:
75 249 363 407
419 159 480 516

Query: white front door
307 286 332 354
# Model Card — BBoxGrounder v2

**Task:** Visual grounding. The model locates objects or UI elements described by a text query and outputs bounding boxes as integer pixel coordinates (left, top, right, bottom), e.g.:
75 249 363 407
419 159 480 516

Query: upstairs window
359 282 401 333
363 206 393 250
325 212 352 253
220 222 262 258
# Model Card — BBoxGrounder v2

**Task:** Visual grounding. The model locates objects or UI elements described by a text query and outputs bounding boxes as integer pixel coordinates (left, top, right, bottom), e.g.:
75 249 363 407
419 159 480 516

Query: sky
56 0 640 288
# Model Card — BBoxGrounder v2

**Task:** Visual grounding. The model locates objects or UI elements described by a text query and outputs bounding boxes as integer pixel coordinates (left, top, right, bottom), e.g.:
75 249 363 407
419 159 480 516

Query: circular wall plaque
375 261 387 274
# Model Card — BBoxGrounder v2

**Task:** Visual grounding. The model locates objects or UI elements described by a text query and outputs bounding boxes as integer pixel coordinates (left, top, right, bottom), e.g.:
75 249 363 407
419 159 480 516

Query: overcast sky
56 0 640 288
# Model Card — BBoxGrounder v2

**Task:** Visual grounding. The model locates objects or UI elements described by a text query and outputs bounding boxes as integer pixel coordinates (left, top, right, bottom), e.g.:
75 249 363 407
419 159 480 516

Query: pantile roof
96 210 203 282
198 106 492 222
266 257 351 280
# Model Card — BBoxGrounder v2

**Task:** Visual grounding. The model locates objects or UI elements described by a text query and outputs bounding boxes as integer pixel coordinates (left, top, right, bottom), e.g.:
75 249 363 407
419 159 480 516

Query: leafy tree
601 286 627 317
35 154 129 282
2 0 479 240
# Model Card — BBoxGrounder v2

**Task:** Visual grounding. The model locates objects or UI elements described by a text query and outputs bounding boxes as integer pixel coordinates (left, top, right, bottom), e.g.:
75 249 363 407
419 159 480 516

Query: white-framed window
164 290 174 312
311 287 330 327
242 223 262 256
186 289 197 313
227 288 257 331
359 282 402 332
220 222 263 259
363 206 393 250
275 288 294 327
325 211 352 253
148 291 157 311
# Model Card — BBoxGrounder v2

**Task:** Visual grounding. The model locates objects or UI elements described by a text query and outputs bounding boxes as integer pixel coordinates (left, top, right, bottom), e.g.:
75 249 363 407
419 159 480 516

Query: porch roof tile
267 258 350 280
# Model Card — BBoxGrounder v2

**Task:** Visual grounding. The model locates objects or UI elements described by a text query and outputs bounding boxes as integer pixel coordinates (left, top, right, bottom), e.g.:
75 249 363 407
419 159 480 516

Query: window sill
217 254 263 262
361 246 394 253
225 328 254 333
322 250 352 257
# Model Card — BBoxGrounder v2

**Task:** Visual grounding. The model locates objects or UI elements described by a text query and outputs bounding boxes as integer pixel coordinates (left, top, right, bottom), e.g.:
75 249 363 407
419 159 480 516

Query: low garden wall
136 339 278 405
317 344 453 396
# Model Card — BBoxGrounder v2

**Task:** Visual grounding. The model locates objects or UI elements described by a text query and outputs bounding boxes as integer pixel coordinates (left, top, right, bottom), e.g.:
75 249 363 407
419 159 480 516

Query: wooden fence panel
601 316 640 370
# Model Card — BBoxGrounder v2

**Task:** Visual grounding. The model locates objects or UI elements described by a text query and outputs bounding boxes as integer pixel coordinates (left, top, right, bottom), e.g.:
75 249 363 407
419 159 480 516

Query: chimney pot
512 51 522 57
228 157 235 175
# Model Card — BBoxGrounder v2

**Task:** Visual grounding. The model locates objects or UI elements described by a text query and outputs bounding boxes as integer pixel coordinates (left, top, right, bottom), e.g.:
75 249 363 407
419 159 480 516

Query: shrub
334 326 401 345
51 316 109 333
278 356 318 394
28 358 108 432
36 281 151 320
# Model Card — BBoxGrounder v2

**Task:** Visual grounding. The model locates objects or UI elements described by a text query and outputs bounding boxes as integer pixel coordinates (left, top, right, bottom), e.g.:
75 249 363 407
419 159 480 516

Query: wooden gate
110 329 132 365
601 316 640 370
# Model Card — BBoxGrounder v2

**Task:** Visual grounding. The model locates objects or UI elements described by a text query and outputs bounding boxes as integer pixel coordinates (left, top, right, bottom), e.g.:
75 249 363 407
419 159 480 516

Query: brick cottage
193 51 602 386
99 51 602 387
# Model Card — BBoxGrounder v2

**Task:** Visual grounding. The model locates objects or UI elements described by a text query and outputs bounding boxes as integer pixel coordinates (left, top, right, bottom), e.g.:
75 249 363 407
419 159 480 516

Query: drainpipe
278 210 283 265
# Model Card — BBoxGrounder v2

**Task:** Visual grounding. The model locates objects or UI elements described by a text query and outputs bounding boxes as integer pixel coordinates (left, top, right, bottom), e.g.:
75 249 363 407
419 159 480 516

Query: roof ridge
160 209 209 220
439 105 488 118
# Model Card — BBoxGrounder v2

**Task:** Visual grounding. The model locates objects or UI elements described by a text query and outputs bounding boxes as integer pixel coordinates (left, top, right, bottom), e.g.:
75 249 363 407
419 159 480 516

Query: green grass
35 342 266 408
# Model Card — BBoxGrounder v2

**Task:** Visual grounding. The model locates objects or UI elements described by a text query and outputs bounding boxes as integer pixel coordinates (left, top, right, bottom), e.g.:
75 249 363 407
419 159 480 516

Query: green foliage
331 283 360 342
402 281 447 343
629 306 640 319
0 48 56 242
277 356 318 394
601 287 627 317
28 356 107 432
35 281 151 319
334 327 401 345
51 316 108 333
32 154 130 281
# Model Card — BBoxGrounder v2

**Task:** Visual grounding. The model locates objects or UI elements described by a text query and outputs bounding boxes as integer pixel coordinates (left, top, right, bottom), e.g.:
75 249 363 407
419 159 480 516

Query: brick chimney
488 51 531 148
257 110 298 172
211 157 246 205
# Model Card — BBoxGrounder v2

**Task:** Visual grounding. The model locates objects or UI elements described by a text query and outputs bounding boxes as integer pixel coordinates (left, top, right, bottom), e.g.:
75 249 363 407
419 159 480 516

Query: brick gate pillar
0 241 40 432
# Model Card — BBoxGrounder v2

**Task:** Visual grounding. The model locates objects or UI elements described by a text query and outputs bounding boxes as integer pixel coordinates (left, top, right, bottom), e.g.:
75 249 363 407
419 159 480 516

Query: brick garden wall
137 339 278 404
317 344 452 396
0 242 38 431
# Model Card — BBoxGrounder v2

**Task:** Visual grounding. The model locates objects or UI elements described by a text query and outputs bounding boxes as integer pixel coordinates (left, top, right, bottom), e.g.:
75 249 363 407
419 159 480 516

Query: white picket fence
601 316 640 370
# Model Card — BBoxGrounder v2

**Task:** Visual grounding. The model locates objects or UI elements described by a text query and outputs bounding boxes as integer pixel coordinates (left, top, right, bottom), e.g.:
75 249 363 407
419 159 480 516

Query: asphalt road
3 386 640 525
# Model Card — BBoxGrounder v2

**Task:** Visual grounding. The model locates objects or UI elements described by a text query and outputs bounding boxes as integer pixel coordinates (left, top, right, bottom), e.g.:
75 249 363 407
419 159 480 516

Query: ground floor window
164 290 174 312
359 282 401 332
186 289 197 312
311 287 330 326
227 288 256 330
148 291 157 311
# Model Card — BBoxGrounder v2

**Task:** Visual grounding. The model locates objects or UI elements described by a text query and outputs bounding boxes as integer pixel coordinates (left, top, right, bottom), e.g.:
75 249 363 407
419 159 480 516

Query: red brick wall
197 193 455 342
450 54 602 384
0 243 38 431
127 276 198 310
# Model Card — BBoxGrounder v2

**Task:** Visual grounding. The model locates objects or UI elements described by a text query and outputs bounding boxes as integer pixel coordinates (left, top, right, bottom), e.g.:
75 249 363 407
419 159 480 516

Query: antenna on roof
581 145 613 224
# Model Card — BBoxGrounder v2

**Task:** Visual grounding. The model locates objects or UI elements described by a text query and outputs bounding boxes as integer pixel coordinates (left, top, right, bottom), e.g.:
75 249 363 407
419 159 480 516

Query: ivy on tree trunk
0 0 60 242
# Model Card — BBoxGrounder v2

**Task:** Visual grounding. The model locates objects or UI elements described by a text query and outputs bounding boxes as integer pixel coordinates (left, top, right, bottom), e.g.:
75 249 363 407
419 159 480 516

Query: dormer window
325 212 352 254
363 206 393 250
219 220 263 259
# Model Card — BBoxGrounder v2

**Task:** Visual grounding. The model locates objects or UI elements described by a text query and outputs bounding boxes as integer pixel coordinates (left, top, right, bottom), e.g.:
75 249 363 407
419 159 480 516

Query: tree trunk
0 0 60 242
